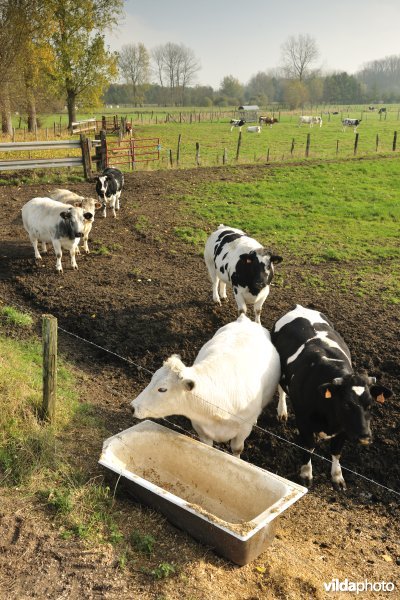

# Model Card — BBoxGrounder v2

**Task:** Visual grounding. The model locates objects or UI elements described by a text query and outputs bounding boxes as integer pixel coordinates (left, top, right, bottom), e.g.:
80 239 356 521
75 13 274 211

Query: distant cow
342 118 361 132
299 115 322 127
272 305 393 489
22 198 93 272
378 107 386 114
48 189 101 254
230 119 246 132
259 116 279 126
204 224 282 323
131 314 281 457
95 167 124 218
247 125 261 133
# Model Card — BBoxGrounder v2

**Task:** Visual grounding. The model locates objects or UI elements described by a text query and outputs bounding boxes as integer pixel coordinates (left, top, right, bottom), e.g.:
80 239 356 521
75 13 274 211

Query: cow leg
330 433 347 490
29 236 41 260
253 294 267 323
100 200 107 218
277 385 288 421
234 290 247 317
218 280 227 300
41 241 48 254
110 194 117 218
115 190 121 211
51 239 63 273
230 423 253 458
298 429 315 486
70 244 79 270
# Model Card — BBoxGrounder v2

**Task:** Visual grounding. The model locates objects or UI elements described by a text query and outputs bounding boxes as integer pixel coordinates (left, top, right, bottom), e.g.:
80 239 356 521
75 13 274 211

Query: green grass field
2 104 400 174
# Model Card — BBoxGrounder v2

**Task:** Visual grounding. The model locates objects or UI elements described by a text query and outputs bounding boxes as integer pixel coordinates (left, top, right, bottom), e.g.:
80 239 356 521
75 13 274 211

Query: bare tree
281 34 319 81
119 43 150 106
151 42 200 105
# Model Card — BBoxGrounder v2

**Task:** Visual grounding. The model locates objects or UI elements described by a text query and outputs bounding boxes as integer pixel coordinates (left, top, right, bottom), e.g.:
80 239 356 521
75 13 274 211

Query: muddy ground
0 165 398 599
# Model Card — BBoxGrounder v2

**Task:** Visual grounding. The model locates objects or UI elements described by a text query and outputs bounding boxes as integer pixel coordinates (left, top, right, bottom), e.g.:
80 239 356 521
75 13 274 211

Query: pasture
2 105 400 176
0 158 399 598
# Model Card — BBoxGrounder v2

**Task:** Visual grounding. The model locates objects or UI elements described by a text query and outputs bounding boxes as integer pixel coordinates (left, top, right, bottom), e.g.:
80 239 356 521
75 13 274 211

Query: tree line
2 3 400 136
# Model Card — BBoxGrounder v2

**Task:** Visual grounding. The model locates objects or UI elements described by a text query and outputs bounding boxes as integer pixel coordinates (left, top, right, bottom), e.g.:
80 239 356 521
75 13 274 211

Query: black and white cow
378 107 386 114
95 167 124 218
342 118 361 132
230 119 246 132
271 305 393 489
204 225 283 323
22 197 93 272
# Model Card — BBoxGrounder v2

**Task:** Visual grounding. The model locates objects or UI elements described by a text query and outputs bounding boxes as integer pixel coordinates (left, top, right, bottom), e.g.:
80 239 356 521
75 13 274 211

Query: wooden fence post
42 315 57 423
393 131 397 151
354 133 359 155
305 133 311 157
290 138 295 156
223 147 227 165
80 133 92 179
236 132 242 161
336 140 339 155
195 142 200 165
376 134 379 152
100 129 107 170
177 134 181 165
169 149 173 167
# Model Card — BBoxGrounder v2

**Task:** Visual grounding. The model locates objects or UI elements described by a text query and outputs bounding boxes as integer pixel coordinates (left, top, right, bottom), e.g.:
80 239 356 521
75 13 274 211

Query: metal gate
105 137 161 169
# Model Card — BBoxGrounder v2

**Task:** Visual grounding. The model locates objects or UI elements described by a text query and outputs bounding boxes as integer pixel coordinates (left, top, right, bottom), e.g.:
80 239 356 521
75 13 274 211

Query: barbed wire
1 296 399 498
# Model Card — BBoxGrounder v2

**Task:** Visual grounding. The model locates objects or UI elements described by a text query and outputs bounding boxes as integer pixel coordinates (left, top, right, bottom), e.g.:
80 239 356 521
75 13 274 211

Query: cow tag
325 389 332 399
376 393 385 404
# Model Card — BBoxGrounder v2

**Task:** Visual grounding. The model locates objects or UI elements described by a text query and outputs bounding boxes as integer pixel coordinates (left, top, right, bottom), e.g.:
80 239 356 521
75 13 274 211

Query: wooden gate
105 136 161 169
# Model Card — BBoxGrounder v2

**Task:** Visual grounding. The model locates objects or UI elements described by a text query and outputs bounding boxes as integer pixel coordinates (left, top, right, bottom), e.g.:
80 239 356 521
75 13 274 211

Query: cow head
236 249 282 295
131 354 195 420
96 175 109 199
319 374 393 444
58 207 87 240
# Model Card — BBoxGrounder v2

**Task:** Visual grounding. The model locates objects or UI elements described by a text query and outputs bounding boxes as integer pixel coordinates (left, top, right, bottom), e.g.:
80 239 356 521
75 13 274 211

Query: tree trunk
26 86 37 132
0 83 13 135
67 89 77 129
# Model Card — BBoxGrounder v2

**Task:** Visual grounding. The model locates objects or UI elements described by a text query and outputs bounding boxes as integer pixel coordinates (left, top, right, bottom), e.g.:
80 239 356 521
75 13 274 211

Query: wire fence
0 297 398 499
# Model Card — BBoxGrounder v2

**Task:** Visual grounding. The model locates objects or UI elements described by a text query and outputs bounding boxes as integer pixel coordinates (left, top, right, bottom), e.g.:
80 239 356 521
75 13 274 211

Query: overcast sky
106 0 400 88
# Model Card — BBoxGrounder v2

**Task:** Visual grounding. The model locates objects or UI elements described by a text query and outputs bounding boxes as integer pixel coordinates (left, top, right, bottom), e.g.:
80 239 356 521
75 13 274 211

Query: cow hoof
300 476 313 488
277 412 288 422
332 479 347 491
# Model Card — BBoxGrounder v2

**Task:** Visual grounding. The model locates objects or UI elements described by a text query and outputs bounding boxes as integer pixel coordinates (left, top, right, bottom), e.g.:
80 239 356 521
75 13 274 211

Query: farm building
238 105 260 122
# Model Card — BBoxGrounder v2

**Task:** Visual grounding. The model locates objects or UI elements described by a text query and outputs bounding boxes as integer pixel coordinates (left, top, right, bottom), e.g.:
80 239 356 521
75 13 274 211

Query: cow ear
73 200 83 207
370 384 393 404
95 202 102 210
271 254 283 265
182 379 195 392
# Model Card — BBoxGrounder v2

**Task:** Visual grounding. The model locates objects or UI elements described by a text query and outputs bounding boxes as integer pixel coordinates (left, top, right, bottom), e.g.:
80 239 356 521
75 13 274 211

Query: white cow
21 197 93 272
131 314 281 457
48 189 101 254
299 115 322 127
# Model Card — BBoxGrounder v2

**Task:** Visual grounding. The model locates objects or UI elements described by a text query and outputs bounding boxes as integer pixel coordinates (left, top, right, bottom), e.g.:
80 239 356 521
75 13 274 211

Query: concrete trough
99 420 307 565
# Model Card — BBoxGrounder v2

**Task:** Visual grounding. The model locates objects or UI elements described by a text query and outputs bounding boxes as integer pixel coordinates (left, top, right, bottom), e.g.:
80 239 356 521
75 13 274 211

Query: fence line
1 297 398 498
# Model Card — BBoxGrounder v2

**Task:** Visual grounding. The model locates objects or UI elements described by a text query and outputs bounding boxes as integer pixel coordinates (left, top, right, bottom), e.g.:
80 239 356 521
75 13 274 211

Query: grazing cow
342 118 361 132
48 189 101 254
204 224 283 323
131 314 281 457
247 125 261 133
259 116 279 126
378 107 386 114
299 115 322 127
230 119 246 132
271 305 393 489
21 198 93 272
95 167 124 218
368 106 375 111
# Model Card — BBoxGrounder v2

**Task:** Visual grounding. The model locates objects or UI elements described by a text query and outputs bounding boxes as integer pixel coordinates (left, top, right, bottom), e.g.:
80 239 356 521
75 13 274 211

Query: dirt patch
0 165 399 599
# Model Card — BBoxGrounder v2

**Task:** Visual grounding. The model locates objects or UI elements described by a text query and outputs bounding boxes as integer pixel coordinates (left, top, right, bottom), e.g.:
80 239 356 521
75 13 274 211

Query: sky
106 0 400 89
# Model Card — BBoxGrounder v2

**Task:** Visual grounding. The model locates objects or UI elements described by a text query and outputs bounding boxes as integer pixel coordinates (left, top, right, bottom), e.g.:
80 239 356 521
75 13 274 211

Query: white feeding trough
99 420 307 565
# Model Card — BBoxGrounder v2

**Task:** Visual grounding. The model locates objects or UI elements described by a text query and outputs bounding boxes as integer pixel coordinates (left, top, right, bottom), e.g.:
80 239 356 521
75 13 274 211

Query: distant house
238 105 260 122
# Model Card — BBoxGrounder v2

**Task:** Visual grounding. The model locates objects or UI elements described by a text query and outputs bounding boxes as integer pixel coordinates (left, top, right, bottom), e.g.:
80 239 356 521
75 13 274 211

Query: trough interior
104 422 292 525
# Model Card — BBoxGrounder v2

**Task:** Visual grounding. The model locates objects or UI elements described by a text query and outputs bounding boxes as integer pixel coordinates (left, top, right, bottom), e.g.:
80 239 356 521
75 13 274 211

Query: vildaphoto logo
324 579 395 594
